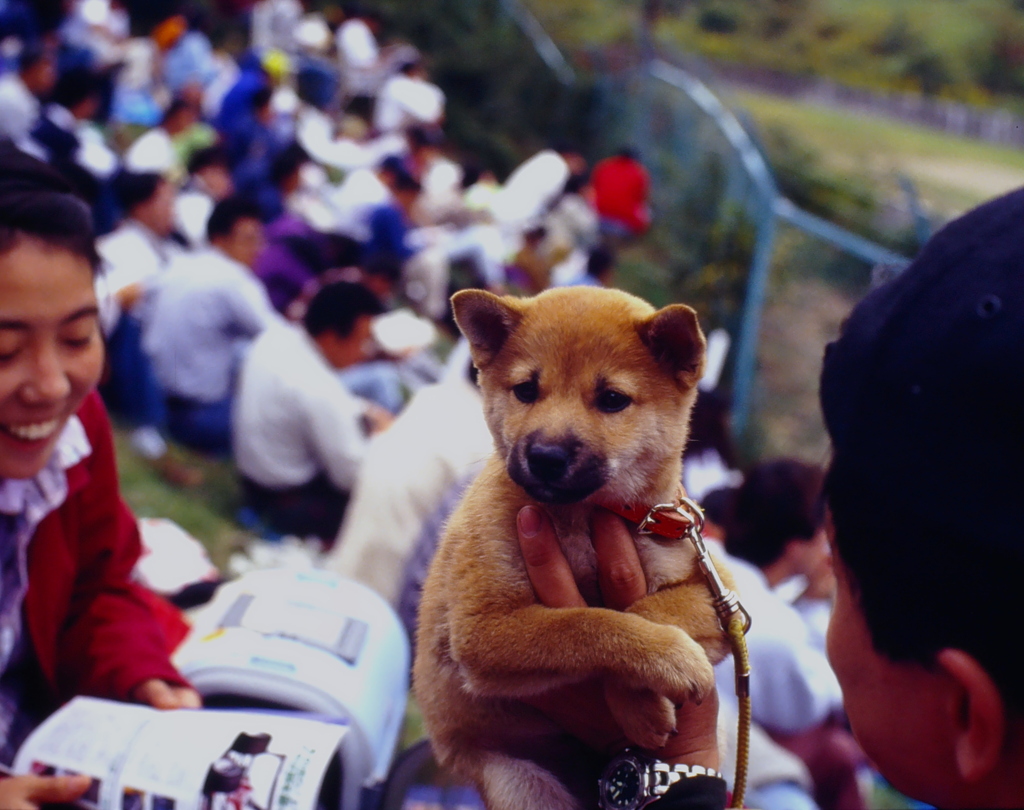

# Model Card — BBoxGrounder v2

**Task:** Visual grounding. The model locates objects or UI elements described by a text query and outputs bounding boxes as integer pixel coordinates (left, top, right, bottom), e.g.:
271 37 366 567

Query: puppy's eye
596 389 631 413
512 380 539 404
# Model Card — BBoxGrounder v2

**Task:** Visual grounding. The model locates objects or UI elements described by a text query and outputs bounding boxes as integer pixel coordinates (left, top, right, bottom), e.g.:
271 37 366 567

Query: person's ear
936 648 1007 783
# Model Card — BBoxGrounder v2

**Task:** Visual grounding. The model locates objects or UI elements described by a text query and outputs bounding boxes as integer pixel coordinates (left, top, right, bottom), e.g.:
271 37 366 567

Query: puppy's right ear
451 290 525 368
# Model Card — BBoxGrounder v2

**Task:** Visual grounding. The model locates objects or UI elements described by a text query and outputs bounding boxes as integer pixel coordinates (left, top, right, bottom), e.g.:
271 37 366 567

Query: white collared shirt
0 73 39 143
711 539 843 735
97 219 179 296
373 74 445 134
0 417 91 675
233 324 370 491
141 248 281 403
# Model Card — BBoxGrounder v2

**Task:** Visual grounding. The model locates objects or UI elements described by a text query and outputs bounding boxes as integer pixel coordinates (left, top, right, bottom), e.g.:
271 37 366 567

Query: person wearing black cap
819 187 1024 808
508 188 1024 809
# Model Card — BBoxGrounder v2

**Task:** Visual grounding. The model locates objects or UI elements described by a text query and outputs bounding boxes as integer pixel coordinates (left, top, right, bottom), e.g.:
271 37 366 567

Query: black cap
820 188 1024 556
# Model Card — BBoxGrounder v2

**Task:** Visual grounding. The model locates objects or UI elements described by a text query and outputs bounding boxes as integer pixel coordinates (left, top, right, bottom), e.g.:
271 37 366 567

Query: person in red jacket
0 143 199 809
591 147 651 237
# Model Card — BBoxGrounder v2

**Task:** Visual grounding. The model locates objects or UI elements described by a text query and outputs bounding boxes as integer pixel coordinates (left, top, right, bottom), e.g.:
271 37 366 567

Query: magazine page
111 709 346 810
11 696 155 810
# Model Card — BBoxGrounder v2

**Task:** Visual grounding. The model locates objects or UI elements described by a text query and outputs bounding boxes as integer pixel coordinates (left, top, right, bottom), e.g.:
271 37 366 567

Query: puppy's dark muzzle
509 435 607 504
526 444 571 483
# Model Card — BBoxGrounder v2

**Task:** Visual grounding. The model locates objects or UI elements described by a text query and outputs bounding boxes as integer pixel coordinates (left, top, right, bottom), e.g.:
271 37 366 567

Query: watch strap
650 762 722 798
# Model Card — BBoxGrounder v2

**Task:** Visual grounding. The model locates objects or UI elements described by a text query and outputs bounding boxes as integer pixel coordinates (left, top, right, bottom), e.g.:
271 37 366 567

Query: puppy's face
453 287 706 505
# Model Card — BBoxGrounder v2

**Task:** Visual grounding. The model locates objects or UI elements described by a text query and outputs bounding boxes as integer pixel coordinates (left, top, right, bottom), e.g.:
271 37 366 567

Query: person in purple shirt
254 144 331 314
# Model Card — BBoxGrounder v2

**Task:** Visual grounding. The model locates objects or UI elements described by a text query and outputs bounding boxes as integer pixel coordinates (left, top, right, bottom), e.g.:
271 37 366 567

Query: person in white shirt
328 155 405 243
96 172 182 468
711 500 842 735
336 6 383 99
141 197 278 455
250 0 304 54
99 173 180 322
233 280 391 541
174 145 234 248
372 59 445 135
123 97 199 179
490 145 585 229
0 45 55 144
718 462 868 810
324 353 493 603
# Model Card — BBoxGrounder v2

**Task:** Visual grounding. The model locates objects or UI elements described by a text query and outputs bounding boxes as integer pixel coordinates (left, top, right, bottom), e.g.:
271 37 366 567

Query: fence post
730 204 777 439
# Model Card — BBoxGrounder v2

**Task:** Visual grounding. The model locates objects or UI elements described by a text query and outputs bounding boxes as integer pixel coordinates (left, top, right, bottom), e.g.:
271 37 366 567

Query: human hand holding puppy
517 505 721 772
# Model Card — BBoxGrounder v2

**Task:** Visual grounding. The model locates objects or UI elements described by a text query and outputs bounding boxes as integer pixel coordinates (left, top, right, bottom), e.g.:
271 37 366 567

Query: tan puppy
414 287 733 810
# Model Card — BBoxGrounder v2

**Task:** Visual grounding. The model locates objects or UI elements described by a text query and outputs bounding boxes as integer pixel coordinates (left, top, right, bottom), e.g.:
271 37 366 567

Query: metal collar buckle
635 496 703 538
641 496 752 637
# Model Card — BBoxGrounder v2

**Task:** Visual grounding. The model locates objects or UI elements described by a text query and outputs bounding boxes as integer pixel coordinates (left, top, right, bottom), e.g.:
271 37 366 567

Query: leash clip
670 497 753 636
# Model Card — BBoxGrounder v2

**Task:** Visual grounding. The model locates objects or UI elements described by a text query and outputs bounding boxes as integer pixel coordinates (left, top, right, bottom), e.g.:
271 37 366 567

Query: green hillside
528 0 1024 110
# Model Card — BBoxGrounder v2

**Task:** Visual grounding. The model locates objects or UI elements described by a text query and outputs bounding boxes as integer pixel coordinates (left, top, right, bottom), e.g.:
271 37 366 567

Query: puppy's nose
527 444 571 483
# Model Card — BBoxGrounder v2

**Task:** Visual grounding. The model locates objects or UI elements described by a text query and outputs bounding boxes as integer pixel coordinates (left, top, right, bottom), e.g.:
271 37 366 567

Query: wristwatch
598 748 723 810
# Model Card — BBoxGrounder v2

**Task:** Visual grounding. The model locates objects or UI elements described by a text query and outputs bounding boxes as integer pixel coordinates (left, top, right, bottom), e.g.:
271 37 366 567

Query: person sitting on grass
233 280 392 543
0 143 200 810
142 196 279 456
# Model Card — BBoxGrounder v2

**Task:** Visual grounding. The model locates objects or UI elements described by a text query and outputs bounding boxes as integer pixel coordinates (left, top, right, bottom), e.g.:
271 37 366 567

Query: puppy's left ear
451 289 526 369
639 304 706 388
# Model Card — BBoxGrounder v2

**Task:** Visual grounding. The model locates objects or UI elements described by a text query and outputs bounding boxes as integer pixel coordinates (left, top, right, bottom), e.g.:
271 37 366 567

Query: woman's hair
0 141 99 271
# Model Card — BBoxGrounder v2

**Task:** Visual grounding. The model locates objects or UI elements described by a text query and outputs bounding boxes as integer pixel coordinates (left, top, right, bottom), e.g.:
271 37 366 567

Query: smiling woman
0 240 103 480
0 143 199 809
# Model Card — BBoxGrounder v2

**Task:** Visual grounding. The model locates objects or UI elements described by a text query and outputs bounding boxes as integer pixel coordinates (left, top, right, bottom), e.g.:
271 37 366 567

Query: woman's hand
0 773 92 810
517 506 720 770
131 679 203 709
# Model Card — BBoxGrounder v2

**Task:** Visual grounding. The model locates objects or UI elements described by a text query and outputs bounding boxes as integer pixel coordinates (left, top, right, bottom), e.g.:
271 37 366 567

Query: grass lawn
730 89 1024 218
113 427 251 570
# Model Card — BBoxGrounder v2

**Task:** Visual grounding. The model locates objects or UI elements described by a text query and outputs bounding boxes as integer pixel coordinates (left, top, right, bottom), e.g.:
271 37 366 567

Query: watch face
602 760 642 810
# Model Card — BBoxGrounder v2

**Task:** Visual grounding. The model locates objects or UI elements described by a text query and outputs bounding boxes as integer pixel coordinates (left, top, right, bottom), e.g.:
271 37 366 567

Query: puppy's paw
605 682 676 751
628 625 716 705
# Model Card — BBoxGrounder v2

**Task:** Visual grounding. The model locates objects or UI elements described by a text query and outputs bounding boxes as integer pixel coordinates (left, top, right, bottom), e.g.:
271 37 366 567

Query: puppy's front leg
449 603 714 704
602 569 735 749
627 568 737 665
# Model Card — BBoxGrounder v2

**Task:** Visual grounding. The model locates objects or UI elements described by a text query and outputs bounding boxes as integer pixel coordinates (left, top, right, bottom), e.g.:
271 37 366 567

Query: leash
603 494 753 809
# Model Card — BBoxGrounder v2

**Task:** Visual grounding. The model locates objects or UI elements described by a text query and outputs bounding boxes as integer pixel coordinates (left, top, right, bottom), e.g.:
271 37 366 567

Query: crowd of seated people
0 0 640 541
0 2 889 808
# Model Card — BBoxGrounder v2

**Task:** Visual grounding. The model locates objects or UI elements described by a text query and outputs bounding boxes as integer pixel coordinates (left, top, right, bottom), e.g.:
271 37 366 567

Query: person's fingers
658 689 721 770
133 678 182 709
132 678 170 707
170 686 204 709
517 505 586 608
525 678 623 752
24 774 92 805
592 509 646 610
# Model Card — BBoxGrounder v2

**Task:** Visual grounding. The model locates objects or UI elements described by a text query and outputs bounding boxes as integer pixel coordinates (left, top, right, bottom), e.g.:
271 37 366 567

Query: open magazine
11 697 346 810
